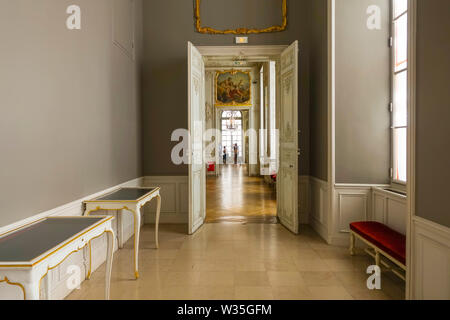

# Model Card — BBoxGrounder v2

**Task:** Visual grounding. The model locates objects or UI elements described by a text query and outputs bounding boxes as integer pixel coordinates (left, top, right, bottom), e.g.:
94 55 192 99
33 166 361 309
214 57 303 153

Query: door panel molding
188 42 206 235
277 41 299 234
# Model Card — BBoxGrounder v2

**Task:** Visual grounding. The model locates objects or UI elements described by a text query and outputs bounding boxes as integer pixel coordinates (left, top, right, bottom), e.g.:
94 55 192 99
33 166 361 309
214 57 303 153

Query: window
221 111 243 163
391 0 408 183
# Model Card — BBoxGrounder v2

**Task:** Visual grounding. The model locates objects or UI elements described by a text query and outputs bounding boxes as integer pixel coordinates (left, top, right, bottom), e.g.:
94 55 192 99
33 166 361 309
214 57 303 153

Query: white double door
188 42 206 234
188 41 299 235
277 41 299 234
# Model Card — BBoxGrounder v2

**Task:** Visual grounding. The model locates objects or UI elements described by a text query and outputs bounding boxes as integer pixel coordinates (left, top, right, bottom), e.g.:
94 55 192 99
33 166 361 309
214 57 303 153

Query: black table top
91 188 158 202
0 217 105 263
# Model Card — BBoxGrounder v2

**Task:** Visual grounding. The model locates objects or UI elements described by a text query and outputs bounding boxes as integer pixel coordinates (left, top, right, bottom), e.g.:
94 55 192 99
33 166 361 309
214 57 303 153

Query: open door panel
277 41 299 234
188 42 206 235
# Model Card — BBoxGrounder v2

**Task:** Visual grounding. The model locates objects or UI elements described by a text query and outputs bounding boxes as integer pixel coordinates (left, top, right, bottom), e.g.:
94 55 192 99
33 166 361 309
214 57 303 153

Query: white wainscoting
0 177 144 300
411 217 450 300
329 184 396 246
330 184 373 246
298 180 406 247
372 187 407 235
309 177 330 243
142 176 189 224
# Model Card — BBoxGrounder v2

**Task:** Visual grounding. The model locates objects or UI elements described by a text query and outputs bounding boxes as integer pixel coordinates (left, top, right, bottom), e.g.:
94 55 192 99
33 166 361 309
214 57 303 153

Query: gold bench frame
350 230 406 281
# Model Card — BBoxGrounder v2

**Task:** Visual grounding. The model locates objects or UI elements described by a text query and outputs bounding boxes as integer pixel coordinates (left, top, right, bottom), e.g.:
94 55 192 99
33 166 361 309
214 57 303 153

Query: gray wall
0 0 143 227
335 0 391 184
142 0 310 176
309 0 328 182
416 0 450 227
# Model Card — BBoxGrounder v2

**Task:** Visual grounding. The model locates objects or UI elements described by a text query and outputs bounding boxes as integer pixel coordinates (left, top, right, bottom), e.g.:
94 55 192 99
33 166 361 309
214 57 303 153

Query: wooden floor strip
206 165 277 223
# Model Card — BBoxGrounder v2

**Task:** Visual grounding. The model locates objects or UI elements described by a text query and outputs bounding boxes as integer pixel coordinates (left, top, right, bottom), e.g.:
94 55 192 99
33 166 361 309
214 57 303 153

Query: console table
83 187 161 279
0 216 115 300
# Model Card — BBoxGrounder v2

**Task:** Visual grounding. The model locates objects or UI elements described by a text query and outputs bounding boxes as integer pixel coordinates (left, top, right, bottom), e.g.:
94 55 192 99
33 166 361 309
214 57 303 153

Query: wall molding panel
335 185 374 232
304 180 405 247
372 187 407 235
411 217 450 300
330 184 390 246
142 176 189 224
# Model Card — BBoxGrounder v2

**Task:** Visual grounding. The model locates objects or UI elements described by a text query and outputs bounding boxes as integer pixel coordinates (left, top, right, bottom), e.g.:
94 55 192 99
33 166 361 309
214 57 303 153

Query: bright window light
393 128 407 182
391 0 408 183
394 0 408 18
393 70 408 127
394 13 408 72
221 111 243 161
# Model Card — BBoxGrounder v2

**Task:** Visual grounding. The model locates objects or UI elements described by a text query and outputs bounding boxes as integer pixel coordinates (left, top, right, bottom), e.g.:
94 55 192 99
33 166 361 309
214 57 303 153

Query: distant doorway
221 111 243 165
188 42 299 235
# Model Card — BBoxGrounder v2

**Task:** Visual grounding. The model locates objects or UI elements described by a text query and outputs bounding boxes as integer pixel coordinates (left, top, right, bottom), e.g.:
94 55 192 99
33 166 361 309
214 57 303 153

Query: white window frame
221 111 243 161
390 0 408 188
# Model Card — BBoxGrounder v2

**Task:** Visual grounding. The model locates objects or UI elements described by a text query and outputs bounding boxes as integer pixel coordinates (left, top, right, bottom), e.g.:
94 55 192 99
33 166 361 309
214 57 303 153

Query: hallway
206 165 277 223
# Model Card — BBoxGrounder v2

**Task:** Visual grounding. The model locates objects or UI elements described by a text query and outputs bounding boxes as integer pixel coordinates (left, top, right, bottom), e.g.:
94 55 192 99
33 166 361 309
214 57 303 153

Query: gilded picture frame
195 0 287 35
215 70 252 107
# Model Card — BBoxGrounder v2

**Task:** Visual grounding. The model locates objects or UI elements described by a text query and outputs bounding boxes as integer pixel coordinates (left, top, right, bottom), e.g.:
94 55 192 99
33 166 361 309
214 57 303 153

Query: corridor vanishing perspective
206 165 277 223
2 0 449 303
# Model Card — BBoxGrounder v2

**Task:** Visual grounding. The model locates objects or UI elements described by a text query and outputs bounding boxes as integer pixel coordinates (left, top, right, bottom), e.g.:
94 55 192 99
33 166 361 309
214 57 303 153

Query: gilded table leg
133 207 141 279
375 250 381 267
105 230 114 300
86 241 92 280
117 210 124 249
44 273 51 300
155 195 162 249
23 282 40 300
349 232 356 256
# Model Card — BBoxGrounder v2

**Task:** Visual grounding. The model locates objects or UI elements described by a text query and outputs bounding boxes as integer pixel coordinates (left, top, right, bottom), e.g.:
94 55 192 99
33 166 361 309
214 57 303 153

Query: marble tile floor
66 223 405 300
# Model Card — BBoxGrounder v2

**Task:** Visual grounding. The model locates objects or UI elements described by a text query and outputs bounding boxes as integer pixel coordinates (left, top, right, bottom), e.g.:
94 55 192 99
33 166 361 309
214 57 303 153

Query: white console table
0 216 115 300
83 187 161 279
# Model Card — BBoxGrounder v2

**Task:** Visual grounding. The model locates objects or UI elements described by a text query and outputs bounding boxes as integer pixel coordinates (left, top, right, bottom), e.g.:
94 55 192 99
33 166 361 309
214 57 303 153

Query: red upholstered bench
349 221 406 278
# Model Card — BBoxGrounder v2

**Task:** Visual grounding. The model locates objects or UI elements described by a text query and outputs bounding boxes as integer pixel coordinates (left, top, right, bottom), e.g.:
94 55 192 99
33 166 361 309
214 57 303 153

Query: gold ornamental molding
194 0 288 35
0 277 26 300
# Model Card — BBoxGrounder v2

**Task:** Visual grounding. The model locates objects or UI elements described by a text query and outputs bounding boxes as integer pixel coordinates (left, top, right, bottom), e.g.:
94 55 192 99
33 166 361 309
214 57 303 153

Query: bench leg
349 232 356 256
375 250 381 267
